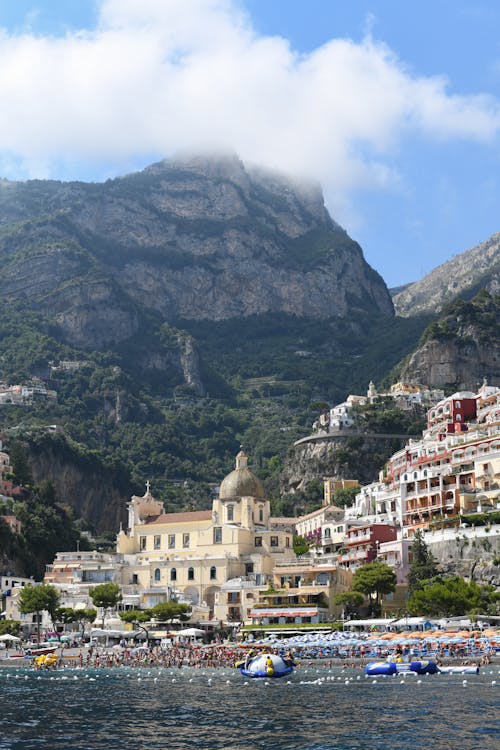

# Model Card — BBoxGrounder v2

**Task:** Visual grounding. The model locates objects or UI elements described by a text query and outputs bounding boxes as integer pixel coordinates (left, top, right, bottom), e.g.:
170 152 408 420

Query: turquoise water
0 665 498 749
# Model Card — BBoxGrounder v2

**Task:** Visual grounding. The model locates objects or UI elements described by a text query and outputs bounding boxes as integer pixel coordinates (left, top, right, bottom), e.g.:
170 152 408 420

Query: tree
18 583 60 642
407 530 439 596
8 441 33 487
408 576 498 617
119 609 152 642
332 487 359 509
74 608 97 641
55 606 96 640
334 591 364 619
352 561 396 616
150 601 191 625
89 582 122 627
0 619 21 637
292 535 310 556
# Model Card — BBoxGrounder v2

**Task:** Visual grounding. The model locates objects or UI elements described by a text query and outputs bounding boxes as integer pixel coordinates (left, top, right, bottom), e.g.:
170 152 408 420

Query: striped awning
249 608 318 618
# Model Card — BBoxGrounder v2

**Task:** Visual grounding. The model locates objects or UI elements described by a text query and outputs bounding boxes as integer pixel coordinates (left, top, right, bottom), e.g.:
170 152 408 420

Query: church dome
219 450 265 500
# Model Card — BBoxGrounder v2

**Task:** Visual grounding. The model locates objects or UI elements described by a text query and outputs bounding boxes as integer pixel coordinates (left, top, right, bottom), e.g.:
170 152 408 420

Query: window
154 535 161 550
210 566 217 580
245 562 254 575
213 527 222 544
259 506 264 523
254 536 262 547
154 568 161 582
270 536 278 547
183 533 190 548
168 534 175 549
139 536 146 551
170 568 177 582
227 504 234 522
324 528 331 538
285 537 290 548
188 567 194 581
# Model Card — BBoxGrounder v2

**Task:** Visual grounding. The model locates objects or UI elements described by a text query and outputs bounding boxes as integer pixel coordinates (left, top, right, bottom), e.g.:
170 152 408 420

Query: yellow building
116 450 296 621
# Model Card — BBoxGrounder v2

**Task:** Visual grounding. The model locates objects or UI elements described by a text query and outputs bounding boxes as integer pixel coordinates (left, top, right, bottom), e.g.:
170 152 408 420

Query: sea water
0 665 498 749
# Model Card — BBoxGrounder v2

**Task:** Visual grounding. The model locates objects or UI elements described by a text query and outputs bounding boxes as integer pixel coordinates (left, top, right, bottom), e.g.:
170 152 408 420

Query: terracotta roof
144 510 212 525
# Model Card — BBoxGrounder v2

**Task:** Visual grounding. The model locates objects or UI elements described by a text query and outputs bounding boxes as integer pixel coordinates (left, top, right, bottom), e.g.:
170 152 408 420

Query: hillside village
1 380 499 640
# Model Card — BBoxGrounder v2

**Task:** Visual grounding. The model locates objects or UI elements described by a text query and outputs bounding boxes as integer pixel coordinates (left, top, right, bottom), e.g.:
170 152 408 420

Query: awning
249 608 318 618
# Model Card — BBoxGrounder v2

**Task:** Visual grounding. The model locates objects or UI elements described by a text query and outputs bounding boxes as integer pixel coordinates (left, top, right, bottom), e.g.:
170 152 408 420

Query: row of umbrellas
253 628 500 650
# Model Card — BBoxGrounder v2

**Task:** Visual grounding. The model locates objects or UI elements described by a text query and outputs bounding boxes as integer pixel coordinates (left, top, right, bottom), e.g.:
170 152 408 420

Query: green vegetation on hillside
420 291 500 346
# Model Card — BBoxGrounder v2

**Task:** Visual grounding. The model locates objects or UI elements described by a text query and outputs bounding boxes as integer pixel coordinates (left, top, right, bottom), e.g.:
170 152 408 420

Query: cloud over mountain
0 0 499 225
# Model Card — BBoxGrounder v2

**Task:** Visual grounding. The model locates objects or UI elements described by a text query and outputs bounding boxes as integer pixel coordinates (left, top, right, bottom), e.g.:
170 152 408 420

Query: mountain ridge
0 154 394 353
393 233 500 317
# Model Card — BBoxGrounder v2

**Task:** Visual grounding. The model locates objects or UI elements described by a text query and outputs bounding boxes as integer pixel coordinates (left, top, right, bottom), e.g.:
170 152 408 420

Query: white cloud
0 0 499 224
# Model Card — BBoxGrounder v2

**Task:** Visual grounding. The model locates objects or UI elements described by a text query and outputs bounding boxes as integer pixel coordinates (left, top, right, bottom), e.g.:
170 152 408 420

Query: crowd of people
36 637 496 670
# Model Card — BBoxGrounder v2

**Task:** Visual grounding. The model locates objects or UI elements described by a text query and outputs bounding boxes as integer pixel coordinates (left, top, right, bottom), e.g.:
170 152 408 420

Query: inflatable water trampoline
239 653 294 678
366 660 439 676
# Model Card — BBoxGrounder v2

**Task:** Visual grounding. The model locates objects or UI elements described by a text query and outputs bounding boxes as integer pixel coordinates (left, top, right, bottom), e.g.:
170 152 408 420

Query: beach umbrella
0 634 21 642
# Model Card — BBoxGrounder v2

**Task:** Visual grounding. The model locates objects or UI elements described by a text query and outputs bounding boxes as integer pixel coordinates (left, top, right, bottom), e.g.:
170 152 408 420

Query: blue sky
0 1 499 287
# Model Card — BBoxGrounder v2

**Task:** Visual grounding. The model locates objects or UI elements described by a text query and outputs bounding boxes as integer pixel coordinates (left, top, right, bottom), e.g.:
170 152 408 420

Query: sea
0 665 498 750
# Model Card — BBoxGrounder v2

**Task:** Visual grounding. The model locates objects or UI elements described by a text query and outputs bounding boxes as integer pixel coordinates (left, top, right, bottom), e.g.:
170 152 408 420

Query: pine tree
407 530 439 596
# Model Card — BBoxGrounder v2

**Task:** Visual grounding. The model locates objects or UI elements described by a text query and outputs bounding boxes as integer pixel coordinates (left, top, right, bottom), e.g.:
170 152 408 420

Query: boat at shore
23 645 59 658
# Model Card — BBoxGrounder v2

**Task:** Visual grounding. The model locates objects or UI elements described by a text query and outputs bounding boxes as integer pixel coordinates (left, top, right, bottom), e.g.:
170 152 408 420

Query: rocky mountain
0 154 393 353
393 233 500 317
394 291 500 390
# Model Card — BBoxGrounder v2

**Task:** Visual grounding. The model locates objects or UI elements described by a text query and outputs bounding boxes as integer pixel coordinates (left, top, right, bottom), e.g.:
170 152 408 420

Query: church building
116 450 296 622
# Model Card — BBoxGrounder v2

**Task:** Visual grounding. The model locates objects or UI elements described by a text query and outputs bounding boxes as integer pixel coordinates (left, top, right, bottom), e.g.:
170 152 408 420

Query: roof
144 510 212 525
219 450 265 500
296 504 344 522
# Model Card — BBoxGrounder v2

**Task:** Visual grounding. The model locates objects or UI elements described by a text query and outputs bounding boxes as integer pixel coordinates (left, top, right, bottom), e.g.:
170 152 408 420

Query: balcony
347 533 371 544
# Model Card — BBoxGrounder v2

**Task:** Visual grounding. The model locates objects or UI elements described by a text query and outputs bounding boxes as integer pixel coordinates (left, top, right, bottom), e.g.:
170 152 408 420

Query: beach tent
0 633 21 642
176 628 205 637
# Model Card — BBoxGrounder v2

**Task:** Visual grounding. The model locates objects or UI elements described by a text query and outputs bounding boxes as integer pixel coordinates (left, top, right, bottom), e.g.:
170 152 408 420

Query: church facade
116 451 296 622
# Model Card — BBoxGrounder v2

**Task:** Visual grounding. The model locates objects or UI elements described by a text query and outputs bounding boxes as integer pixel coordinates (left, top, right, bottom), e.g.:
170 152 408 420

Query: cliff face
26 437 129 535
396 292 500 390
281 433 408 494
0 154 393 352
393 233 500 317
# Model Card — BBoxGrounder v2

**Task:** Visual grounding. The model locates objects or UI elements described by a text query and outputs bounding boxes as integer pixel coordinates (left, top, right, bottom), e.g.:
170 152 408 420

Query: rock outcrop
396 292 500 390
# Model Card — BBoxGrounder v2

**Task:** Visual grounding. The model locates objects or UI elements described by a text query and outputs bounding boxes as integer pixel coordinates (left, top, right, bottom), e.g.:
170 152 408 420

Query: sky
0 1 499 287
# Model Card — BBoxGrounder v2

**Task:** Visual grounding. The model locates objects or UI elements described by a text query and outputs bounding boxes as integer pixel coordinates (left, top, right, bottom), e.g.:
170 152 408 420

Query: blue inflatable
239 653 294 678
366 660 439 676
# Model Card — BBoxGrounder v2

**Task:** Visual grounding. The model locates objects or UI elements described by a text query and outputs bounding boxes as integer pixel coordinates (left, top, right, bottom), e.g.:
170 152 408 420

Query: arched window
154 568 161 582
188 567 194 581
170 568 177 582
324 528 331 538
227 504 234 522
259 505 264 523
210 566 217 580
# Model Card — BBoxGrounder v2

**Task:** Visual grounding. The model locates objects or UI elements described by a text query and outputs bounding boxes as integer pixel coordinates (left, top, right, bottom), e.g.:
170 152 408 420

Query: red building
339 523 397 569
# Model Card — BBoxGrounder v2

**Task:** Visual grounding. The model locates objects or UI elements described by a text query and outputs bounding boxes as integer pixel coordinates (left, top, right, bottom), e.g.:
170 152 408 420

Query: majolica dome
219 450 265 499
